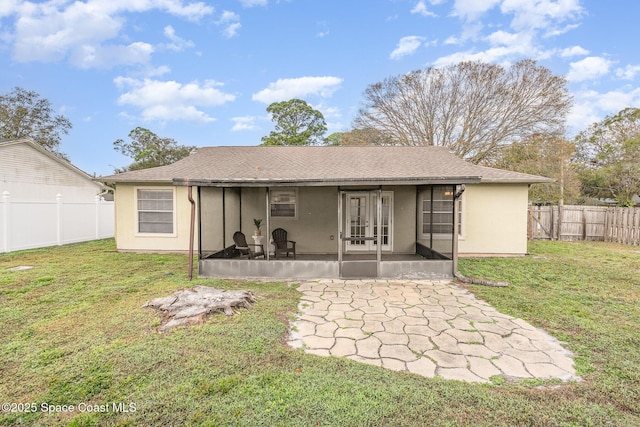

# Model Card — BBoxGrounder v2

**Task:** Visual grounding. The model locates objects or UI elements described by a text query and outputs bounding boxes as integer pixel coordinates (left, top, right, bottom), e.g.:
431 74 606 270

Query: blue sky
2 0 640 176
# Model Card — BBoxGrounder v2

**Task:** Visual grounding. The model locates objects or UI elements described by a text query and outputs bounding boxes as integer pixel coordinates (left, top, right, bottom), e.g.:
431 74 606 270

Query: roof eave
480 177 556 184
96 178 174 185
173 176 484 187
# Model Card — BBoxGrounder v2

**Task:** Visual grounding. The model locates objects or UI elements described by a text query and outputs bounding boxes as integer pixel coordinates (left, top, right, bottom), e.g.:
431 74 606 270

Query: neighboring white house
0 138 114 252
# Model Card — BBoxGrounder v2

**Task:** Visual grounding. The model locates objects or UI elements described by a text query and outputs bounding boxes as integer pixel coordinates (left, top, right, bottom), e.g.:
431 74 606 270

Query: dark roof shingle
99 146 552 186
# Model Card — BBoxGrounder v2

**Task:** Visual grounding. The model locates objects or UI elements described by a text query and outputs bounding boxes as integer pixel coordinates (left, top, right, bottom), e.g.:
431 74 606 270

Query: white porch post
187 186 196 281
376 188 382 276
265 188 270 261
452 185 461 274
338 190 343 276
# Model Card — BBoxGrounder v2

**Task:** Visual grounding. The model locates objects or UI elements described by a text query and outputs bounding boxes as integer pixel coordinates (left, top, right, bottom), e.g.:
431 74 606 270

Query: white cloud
616 64 640 81
444 35 459 45
238 0 268 7
104 0 213 20
390 36 425 60
71 42 154 69
252 76 343 104
231 116 259 131
0 0 19 18
114 77 236 122
567 56 613 82
316 21 329 38
500 0 583 31
452 0 500 21
223 22 241 38
143 65 172 77
162 25 194 52
9 0 213 67
411 1 436 17
217 10 241 38
434 30 534 67
486 30 520 46
436 0 586 70
442 0 584 68
433 47 517 67
567 87 640 134
560 45 589 57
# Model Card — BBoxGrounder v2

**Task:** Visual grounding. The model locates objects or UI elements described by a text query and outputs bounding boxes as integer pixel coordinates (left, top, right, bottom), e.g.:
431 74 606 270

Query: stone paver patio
288 279 579 383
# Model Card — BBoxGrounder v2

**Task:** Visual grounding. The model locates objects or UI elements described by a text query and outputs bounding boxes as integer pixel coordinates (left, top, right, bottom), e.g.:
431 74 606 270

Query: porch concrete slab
288 279 580 384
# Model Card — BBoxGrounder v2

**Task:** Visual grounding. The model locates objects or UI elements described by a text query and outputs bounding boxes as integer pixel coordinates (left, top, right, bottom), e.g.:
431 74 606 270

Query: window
270 189 297 218
137 189 174 234
422 186 462 235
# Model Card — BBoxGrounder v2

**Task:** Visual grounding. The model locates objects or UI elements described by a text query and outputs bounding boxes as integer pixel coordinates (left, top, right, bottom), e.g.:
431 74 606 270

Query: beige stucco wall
457 183 530 255
114 183 198 252
115 183 529 256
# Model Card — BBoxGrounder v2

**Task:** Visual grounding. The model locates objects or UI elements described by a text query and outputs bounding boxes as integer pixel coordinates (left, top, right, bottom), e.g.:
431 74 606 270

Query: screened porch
191 184 464 280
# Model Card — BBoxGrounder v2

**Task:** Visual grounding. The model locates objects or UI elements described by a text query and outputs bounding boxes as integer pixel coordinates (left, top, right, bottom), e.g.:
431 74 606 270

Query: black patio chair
272 228 296 260
233 231 265 259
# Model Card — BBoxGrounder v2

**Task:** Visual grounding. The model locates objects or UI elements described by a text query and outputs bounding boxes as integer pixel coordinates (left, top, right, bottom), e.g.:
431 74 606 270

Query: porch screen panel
422 186 461 234
137 189 174 233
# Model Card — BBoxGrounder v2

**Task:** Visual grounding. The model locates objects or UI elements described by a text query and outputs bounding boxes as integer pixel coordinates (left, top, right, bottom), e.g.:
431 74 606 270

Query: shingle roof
98 146 553 186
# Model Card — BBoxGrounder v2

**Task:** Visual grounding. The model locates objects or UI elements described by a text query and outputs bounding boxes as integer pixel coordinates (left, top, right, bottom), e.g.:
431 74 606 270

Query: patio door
345 192 393 252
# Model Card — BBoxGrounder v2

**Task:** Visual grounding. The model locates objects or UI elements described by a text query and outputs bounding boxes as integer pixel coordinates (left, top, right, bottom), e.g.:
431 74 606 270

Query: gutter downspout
451 185 508 287
376 187 382 277
188 185 196 281
265 188 270 261
452 184 463 276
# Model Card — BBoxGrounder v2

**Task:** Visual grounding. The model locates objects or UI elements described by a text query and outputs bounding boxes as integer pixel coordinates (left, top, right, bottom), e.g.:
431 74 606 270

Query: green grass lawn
0 239 638 426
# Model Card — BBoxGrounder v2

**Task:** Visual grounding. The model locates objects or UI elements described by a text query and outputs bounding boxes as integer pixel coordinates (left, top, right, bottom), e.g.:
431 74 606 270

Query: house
99 146 552 279
1 138 113 252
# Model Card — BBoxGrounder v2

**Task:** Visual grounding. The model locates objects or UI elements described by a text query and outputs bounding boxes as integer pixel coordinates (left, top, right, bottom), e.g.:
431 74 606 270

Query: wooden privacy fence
528 205 640 245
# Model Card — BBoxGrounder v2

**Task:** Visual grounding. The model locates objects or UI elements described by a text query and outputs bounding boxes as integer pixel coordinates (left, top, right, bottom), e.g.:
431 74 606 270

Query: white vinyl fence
1 191 114 253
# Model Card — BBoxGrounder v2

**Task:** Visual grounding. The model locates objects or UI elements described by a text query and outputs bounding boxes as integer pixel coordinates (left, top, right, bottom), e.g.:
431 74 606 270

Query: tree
353 59 571 164
114 127 196 172
0 87 72 157
574 107 640 206
261 99 327 146
330 128 393 146
491 134 580 204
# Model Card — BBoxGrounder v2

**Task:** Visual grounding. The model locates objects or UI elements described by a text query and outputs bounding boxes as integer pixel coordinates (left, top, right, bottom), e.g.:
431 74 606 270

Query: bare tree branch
353 60 571 163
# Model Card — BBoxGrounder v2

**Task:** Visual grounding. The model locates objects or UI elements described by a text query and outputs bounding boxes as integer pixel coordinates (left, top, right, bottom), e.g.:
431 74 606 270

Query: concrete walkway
288 279 578 383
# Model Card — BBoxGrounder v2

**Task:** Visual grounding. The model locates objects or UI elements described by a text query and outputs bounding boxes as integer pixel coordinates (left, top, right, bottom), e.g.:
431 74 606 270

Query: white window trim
270 188 298 219
134 186 177 237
